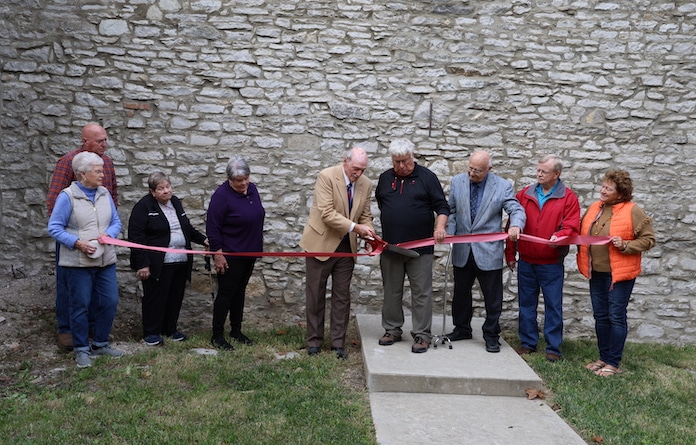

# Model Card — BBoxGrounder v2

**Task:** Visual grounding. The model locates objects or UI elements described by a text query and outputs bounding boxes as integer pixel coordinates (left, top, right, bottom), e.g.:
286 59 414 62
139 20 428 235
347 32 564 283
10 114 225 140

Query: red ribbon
398 233 611 250
98 232 610 259
99 235 366 258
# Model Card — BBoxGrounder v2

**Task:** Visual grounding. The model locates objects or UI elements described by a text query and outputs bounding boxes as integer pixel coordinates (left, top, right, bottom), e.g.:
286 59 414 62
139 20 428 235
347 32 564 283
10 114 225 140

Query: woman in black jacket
128 172 208 346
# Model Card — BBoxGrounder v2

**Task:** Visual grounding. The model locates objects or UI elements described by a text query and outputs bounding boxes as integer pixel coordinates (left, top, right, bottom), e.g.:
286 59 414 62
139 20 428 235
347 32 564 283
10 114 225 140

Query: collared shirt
344 171 355 233
470 175 488 216
535 179 559 210
375 163 449 250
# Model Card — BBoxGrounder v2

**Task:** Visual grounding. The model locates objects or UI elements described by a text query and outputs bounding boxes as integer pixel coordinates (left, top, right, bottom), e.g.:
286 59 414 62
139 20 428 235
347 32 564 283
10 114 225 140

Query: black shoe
307 346 320 356
445 330 473 341
230 332 253 346
211 337 234 351
331 347 348 360
143 335 164 346
485 337 501 353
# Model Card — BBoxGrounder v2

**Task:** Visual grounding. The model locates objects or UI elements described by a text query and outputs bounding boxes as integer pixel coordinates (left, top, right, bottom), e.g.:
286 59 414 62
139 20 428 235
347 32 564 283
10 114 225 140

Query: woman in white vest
48 151 123 368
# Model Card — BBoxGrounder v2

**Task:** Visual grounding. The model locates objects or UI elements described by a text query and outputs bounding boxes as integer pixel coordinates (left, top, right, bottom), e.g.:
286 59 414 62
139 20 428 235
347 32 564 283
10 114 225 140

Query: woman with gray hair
206 156 265 350
128 171 208 346
47 151 123 368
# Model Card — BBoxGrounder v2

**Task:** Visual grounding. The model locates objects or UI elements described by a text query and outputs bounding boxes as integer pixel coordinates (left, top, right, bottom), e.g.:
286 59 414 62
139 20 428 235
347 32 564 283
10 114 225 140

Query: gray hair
226 156 250 179
147 171 170 191
344 147 368 162
72 151 103 176
388 138 415 157
540 154 563 173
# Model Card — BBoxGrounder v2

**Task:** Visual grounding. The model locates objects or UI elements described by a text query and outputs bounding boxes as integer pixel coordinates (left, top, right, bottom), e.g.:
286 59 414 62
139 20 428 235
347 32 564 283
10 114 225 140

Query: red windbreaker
505 180 580 265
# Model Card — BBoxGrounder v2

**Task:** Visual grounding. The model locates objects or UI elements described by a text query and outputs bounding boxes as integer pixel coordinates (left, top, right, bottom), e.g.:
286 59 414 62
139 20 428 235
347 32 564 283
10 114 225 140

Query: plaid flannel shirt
46 148 118 215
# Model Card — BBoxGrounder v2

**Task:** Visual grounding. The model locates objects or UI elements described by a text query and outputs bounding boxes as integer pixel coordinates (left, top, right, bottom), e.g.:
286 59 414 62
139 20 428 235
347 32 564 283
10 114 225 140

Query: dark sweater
375 163 449 254
206 181 265 253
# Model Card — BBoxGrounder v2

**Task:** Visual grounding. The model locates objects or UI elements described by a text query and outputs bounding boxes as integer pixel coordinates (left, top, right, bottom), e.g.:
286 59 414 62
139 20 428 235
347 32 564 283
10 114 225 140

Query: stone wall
2 0 695 343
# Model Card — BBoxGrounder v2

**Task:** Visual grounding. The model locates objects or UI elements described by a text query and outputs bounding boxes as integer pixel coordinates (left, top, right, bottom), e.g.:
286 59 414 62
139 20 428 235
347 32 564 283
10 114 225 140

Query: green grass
0 326 376 445
3 327 696 445
521 338 696 445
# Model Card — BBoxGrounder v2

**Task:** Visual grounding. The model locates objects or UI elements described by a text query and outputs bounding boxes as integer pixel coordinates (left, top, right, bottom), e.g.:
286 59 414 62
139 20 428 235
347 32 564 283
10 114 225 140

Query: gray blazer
446 172 526 270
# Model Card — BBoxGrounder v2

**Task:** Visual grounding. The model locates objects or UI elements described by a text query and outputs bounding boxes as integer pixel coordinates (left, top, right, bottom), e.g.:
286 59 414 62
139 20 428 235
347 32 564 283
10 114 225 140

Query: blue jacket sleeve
47 191 78 249
105 199 122 238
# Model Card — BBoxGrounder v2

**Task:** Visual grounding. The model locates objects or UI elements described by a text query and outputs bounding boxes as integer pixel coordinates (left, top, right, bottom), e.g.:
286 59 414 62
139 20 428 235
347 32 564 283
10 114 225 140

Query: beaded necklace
591 205 612 235
592 216 611 235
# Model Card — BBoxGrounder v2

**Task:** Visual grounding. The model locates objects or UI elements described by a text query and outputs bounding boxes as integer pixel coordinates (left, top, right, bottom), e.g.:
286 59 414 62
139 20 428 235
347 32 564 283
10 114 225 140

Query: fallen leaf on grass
525 388 546 400
592 436 604 443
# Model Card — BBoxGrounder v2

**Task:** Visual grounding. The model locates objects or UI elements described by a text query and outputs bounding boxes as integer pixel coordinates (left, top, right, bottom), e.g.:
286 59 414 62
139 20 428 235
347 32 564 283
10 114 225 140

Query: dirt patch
0 272 366 391
0 272 144 388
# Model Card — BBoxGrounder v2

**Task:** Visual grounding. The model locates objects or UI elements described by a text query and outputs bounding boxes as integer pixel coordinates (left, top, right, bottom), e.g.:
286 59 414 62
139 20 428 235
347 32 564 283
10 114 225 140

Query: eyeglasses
536 169 556 176
468 166 487 175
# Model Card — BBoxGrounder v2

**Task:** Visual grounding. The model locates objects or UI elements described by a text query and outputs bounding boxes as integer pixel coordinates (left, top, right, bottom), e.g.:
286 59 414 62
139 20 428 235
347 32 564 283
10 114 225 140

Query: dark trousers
452 252 503 340
305 238 354 349
141 262 188 337
212 257 256 339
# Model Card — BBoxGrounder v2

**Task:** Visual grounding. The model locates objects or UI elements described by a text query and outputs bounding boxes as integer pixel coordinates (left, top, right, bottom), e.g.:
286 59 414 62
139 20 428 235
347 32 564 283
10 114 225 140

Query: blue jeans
55 243 98 334
65 264 119 352
517 260 564 356
589 271 635 368
55 242 71 333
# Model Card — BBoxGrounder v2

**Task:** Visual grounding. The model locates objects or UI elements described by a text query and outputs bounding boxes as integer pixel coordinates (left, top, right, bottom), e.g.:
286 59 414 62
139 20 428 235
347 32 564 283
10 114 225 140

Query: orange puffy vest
577 201 642 283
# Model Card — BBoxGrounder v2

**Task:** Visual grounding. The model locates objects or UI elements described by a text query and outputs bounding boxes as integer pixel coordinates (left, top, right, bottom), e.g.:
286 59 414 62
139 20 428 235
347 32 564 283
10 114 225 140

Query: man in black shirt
375 139 449 353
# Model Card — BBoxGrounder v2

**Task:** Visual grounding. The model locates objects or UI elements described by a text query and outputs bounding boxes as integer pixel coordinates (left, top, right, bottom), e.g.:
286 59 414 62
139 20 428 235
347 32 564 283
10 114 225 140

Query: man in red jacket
505 155 580 362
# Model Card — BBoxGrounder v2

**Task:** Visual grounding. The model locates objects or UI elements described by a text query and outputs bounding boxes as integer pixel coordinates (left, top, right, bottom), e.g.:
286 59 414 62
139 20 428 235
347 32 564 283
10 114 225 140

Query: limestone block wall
1 0 695 343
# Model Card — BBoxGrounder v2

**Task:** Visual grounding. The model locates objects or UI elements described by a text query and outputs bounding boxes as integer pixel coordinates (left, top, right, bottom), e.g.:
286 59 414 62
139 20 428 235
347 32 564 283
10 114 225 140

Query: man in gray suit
445 150 526 352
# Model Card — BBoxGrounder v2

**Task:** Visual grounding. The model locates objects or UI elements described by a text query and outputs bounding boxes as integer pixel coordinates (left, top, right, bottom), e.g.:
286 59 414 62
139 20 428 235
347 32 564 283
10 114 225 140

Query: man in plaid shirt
47 123 118 350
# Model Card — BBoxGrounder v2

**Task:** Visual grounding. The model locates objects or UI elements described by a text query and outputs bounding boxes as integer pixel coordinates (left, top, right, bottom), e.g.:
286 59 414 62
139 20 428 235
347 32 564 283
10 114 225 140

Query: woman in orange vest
577 170 655 377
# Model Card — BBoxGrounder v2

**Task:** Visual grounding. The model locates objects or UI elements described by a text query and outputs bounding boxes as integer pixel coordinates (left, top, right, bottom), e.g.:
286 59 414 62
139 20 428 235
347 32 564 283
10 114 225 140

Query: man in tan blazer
300 147 375 359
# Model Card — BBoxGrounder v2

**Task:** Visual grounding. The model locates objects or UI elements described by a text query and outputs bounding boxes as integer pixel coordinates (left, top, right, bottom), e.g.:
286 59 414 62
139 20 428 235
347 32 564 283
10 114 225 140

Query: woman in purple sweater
207 156 265 350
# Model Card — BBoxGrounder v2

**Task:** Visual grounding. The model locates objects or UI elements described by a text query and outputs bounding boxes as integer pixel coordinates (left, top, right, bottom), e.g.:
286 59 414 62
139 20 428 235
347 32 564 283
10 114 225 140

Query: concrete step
369 392 587 445
356 313 587 445
356 313 542 397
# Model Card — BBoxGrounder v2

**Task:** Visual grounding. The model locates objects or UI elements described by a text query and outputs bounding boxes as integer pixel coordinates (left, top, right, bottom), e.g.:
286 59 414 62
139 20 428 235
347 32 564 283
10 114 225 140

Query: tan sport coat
300 164 374 261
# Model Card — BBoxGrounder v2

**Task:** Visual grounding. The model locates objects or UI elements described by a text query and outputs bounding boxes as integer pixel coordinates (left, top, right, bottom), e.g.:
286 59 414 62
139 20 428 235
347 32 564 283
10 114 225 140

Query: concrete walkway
356 314 587 445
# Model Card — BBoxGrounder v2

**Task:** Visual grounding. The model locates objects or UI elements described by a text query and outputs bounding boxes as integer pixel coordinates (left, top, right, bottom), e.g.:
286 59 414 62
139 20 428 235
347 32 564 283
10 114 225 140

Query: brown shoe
515 346 535 355
378 332 402 346
57 332 73 351
411 337 430 353
546 352 560 363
